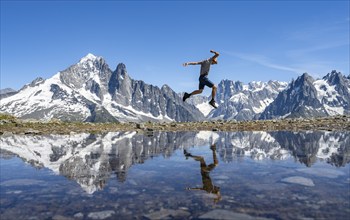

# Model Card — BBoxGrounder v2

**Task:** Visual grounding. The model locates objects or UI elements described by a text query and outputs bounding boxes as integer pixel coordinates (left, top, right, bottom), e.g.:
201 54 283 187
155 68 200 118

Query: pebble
214 175 230 180
144 208 191 219
0 179 46 186
87 210 115 219
1 131 13 136
52 215 73 220
136 123 144 129
199 209 271 220
74 212 84 219
125 189 139 195
5 190 22 194
24 129 41 135
297 168 345 178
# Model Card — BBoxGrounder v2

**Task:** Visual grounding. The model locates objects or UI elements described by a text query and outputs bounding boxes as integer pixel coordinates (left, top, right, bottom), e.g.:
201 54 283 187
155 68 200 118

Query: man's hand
210 50 220 61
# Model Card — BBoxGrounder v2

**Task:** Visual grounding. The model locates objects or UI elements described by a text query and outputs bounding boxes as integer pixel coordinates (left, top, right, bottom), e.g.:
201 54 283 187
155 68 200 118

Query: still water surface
0 131 349 220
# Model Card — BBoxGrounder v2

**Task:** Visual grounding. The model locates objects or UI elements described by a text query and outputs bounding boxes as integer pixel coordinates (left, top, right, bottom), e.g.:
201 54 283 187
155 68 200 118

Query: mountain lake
0 131 349 220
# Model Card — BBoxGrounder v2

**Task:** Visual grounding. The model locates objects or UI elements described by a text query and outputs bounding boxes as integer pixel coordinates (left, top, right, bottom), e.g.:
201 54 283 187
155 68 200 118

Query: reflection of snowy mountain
1 131 349 193
0 133 92 172
214 131 350 166
0 132 197 193
271 131 350 167
216 132 290 161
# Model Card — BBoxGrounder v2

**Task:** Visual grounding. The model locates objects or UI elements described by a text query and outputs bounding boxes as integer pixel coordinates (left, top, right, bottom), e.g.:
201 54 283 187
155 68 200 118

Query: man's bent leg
191 89 203 96
183 89 203 102
209 85 218 108
211 85 217 102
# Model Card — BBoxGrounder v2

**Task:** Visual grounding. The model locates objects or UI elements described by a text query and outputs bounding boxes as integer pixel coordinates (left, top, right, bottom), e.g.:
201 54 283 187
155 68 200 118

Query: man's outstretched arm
183 61 201 67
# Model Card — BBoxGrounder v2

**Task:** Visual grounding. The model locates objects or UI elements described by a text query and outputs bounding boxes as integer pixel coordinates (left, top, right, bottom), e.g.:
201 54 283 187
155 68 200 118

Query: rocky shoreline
0 114 349 135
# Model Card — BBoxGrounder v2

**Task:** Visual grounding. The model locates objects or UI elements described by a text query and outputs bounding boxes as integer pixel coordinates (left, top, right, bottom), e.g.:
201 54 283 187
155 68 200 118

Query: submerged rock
297 168 345 179
281 176 315 187
199 209 270 219
144 208 191 219
87 210 115 219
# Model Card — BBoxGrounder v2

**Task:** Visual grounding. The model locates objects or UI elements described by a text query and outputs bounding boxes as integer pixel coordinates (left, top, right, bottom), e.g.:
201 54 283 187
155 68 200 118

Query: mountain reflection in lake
0 131 349 220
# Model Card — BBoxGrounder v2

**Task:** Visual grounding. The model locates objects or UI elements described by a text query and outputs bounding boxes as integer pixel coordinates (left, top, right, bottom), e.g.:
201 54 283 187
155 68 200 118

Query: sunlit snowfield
1 131 349 220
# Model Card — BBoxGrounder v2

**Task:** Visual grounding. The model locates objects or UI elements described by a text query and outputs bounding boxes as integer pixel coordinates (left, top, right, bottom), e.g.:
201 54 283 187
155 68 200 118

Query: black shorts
199 74 214 90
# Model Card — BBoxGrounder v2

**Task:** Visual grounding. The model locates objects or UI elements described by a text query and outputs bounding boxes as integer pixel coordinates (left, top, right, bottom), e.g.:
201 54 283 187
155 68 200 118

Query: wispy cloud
287 41 349 56
286 18 349 42
223 51 305 74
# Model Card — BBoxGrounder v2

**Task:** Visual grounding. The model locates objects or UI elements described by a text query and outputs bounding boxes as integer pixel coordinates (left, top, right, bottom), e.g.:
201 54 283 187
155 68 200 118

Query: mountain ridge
259 70 350 119
0 54 204 122
1 54 349 122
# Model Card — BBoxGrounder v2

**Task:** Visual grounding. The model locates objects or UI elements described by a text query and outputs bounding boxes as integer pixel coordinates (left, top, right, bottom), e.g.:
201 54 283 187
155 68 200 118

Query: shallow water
0 131 349 220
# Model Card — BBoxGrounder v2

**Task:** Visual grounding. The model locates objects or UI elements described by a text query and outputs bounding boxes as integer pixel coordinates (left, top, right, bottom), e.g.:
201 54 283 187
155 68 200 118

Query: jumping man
182 50 219 108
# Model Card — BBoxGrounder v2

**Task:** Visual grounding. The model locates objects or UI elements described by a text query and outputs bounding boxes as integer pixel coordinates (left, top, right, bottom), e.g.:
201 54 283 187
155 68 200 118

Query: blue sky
1 1 349 95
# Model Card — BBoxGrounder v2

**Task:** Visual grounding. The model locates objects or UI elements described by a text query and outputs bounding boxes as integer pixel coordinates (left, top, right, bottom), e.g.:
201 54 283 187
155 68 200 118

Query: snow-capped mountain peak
207 79 288 120
260 71 349 119
79 53 99 63
0 54 204 122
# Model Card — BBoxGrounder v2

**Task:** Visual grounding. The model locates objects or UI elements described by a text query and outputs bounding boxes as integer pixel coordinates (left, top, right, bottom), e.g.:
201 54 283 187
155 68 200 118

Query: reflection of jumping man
184 144 221 203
